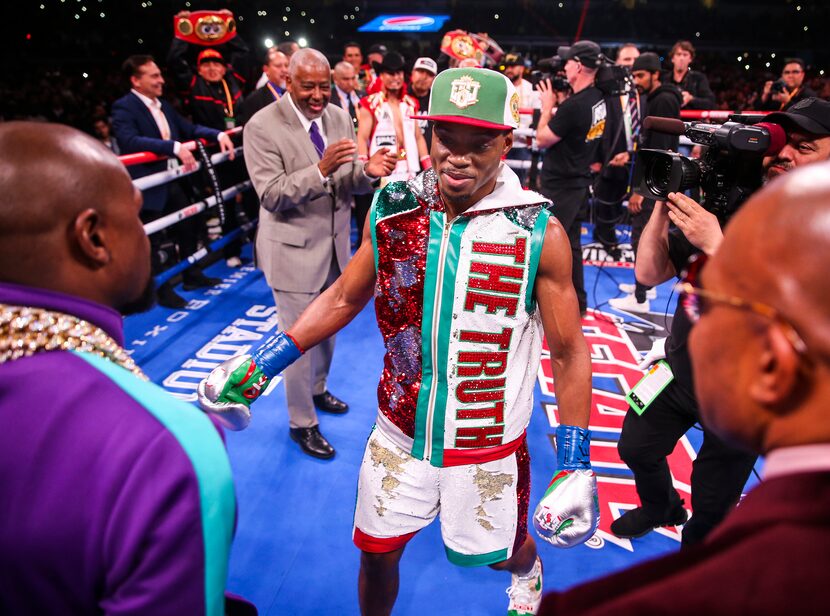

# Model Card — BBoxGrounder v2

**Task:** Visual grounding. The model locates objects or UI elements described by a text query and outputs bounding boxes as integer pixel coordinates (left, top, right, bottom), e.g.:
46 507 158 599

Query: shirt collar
763 444 830 480
285 92 323 135
335 85 356 103
0 281 125 346
131 88 159 108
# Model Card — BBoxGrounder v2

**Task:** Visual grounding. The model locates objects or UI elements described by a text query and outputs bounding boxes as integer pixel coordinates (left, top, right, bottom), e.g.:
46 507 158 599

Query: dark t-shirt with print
541 86 606 189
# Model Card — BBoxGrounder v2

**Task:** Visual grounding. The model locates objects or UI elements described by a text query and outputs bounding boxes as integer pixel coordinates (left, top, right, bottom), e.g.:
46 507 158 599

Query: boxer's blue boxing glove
532 424 599 547
197 332 302 430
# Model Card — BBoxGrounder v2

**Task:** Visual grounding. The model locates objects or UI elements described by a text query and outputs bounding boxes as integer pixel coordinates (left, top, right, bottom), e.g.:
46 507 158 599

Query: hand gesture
666 191 723 254
537 78 556 114
364 147 398 178
627 192 644 214
681 91 694 107
318 138 357 177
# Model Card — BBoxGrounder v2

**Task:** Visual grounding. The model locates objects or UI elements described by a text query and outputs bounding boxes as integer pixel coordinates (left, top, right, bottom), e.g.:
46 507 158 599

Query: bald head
690 161 830 453
333 61 357 94
0 122 152 312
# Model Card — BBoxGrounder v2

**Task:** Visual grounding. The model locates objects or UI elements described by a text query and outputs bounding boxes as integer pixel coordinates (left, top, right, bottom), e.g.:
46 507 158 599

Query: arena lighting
298 37 308 47
264 38 273 48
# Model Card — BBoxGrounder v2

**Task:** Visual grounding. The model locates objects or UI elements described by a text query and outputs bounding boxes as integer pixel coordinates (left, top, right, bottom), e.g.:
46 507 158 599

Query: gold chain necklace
0 304 148 380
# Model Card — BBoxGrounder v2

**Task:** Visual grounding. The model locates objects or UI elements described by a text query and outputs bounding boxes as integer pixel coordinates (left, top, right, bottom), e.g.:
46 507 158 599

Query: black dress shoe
182 270 222 291
312 391 349 414
156 284 187 309
610 502 688 539
290 426 335 459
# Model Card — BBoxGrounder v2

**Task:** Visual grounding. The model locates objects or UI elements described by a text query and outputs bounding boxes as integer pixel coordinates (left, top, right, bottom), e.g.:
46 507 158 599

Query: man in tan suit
243 48 396 458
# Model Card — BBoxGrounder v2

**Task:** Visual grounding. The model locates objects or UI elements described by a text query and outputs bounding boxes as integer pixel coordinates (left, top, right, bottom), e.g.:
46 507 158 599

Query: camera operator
760 58 817 112
537 40 607 314
593 43 640 256
610 98 830 546
609 52 681 314
664 40 714 110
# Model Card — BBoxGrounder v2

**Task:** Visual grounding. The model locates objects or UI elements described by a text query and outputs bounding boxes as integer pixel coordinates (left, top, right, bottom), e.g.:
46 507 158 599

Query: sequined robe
370 164 552 467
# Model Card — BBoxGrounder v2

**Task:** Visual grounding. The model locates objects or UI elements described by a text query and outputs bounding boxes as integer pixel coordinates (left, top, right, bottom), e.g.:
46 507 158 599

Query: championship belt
174 10 237 47
440 30 504 68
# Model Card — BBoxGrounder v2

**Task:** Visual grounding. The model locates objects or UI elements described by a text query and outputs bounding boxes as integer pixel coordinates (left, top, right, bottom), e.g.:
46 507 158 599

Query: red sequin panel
374 205 431 437
513 439 531 554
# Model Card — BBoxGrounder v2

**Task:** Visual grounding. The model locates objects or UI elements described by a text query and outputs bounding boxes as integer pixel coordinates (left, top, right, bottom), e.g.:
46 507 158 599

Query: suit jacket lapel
130 92 162 139
277 96 319 168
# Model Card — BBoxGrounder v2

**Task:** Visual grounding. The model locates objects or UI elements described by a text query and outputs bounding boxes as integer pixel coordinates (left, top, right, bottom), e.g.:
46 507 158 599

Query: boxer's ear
72 208 110 267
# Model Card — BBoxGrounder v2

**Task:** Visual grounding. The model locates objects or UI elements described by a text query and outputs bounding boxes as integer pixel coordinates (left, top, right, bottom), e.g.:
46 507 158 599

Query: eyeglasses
676 253 808 355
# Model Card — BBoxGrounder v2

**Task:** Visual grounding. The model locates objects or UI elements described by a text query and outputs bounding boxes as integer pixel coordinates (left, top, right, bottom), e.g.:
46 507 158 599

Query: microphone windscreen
642 116 687 136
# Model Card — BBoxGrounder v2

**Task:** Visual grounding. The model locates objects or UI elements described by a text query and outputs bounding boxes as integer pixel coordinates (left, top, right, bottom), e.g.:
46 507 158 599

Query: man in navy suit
112 55 235 309
539 163 830 615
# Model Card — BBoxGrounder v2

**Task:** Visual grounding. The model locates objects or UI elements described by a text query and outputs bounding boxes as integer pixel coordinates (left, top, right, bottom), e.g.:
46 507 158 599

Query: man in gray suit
243 48 396 458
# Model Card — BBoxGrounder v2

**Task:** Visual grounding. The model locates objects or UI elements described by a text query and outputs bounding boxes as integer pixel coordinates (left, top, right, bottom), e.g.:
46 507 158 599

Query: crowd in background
2 40 830 139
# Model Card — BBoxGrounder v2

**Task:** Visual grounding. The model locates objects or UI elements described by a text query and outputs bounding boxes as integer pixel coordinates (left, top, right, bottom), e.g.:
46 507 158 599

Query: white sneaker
506 556 543 616
618 283 657 299
609 293 651 314
226 256 243 268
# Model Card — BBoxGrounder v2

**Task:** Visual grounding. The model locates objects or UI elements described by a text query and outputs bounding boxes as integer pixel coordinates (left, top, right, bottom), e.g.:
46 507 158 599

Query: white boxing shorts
352 427 531 566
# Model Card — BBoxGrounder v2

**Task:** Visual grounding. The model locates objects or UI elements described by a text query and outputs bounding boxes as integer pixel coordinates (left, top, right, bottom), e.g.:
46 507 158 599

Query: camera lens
646 156 675 195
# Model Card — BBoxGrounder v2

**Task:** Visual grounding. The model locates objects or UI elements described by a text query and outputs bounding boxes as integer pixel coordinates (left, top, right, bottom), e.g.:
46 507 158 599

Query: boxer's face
432 122 513 211
109 180 155 314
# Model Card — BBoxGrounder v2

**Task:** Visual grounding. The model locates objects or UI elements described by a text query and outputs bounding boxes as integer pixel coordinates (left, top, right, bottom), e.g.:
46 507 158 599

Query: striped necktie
309 122 325 158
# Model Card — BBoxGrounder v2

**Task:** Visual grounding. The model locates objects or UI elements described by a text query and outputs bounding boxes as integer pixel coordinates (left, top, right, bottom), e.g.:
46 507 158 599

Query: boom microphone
642 116 686 135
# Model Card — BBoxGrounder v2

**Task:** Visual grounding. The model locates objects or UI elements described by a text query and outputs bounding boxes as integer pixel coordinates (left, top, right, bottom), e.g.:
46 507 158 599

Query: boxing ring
119 113 762 614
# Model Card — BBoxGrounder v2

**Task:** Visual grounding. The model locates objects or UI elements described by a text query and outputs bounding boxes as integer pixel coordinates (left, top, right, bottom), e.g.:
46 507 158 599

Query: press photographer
536 40 607 315
610 98 830 545
761 58 817 111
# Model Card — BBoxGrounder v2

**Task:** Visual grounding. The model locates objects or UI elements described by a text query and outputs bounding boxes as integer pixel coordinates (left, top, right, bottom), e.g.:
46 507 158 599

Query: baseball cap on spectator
632 52 662 73
372 52 406 75
503 53 525 67
413 67 520 131
765 98 830 137
367 44 388 56
556 41 602 69
197 48 224 64
413 57 438 75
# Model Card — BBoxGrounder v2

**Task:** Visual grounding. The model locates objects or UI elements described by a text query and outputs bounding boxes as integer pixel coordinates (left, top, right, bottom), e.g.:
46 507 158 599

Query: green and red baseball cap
413 68 520 131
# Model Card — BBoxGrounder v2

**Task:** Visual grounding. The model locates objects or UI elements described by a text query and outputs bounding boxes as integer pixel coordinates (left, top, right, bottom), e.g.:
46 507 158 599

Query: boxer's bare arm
534 218 591 429
288 214 377 350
